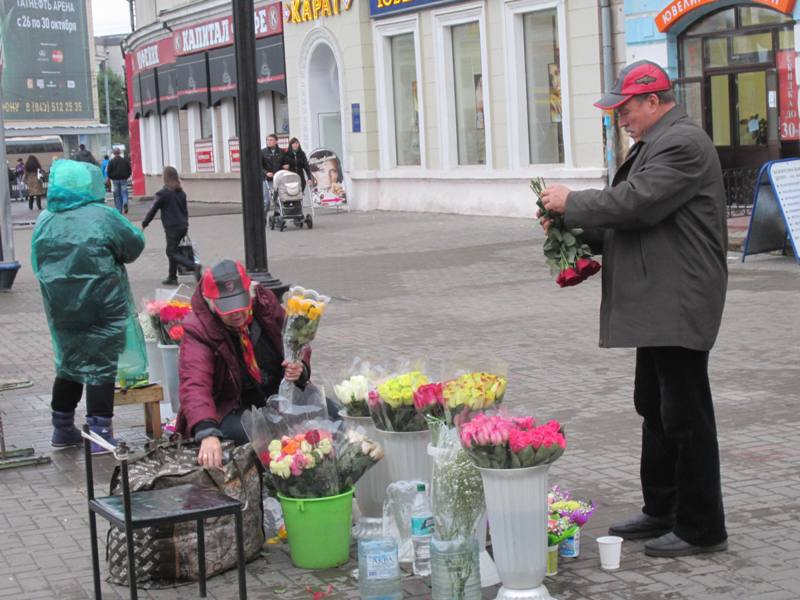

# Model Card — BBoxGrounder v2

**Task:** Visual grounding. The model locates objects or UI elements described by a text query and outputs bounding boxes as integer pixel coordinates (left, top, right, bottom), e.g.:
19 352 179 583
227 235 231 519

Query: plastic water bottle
358 537 402 600
411 482 434 576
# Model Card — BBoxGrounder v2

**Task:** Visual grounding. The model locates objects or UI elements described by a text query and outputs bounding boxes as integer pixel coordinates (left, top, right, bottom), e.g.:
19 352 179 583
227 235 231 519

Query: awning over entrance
656 0 797 33
157 64 180 113
176 53 211 108
208 45 238 105
256 35 287 96
139 70 159 115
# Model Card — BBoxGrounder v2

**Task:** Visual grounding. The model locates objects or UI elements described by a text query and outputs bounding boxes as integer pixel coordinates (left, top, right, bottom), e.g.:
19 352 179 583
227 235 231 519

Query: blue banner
369 0 462 18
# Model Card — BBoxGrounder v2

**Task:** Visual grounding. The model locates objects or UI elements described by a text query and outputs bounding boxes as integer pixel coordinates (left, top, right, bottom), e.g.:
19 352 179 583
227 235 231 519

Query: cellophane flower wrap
144 299 192 345
459 412 566 469
431 425 485 599
242 408 384 499
337 424 385 490
333 358 384 418
531 178 601 288
549 485 596 528
547 513 577 547
368 366 430 432
279 286 330 399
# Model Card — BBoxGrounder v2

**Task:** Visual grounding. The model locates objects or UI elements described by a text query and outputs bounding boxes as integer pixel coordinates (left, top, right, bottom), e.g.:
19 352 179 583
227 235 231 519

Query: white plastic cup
597 536 623 570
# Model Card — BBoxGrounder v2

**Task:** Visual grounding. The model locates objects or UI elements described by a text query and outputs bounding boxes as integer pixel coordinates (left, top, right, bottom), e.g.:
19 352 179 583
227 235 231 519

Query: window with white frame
391 33 420 166
200 104 213 138
273 92 290 135
452 22 485 165
524 9 563 163
434 3 490 169
374 15 424 170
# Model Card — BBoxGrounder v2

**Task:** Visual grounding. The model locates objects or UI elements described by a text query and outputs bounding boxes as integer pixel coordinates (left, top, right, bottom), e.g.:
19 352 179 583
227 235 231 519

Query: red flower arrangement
531 178 602 288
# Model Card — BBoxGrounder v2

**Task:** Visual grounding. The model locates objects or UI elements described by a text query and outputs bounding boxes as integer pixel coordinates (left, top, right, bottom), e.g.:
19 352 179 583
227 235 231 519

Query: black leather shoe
644 532 728 558
609 513 674 540
161 278 178 286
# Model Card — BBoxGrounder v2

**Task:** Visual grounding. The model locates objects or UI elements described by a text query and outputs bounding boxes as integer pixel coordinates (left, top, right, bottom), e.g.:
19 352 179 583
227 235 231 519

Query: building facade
124 0 287 198
125 0 622 215
624 0 800 207
282 0 620 217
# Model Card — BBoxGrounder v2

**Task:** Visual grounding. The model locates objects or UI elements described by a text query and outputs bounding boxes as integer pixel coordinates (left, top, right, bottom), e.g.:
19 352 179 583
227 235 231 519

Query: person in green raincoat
31 160 145 452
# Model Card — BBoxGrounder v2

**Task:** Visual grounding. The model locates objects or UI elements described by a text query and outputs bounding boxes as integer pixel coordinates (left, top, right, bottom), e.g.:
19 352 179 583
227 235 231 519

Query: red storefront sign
656 0 797 33
195 140 215 172
173 3 282 56
229 138 241 172
778 49 800 141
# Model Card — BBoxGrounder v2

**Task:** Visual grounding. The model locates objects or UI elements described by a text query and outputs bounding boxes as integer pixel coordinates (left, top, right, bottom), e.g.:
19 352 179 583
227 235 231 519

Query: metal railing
722 167 759 217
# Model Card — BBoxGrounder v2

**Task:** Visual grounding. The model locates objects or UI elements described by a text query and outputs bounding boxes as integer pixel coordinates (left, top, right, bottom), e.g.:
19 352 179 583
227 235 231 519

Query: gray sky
92 0 133 37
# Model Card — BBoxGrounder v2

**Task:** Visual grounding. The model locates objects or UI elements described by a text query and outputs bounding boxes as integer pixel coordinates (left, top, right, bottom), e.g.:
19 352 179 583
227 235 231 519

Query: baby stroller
268 170 313 231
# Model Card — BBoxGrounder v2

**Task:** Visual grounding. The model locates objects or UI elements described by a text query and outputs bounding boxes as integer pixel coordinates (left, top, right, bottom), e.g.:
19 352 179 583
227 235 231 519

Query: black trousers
634 347 727 546
28 195 42 210
51 377 115 417
165 228 194 279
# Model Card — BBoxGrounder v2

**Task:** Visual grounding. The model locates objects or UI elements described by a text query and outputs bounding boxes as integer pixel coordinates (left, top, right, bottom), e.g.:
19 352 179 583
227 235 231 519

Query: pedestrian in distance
23 155 45 211
101 154 110 179
142 165 200 286
539 60 728 558
14 158 26 201
31 160 145 454
284 137 315 191
260 133 288 212
74 143 98 165
106 147 132 214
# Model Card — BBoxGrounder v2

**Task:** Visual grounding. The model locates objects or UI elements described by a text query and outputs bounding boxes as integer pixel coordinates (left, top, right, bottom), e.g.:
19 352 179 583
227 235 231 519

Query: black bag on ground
105 440 264 587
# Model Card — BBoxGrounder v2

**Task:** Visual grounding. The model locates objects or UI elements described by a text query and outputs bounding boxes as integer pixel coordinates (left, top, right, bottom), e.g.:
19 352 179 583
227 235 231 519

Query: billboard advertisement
0 0 94 120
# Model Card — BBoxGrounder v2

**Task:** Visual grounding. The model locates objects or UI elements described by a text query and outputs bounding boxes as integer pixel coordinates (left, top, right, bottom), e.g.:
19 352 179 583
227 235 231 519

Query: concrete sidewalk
1 209 799 599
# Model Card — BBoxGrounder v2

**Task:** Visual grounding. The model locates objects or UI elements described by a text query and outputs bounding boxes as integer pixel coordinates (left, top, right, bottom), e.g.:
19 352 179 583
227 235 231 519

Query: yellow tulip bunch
285 295 327 320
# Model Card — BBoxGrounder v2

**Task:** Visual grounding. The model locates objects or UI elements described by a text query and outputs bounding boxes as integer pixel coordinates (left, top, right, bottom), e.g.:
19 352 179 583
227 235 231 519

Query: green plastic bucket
278 487 354 569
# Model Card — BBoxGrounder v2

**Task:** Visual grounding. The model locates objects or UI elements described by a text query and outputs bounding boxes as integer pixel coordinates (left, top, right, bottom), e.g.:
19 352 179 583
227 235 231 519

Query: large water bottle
411 482 434 577
358 537 403 600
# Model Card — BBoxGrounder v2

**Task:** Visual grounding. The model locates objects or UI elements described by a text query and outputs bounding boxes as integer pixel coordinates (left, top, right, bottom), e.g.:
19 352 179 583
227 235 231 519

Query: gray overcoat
565 106 728 351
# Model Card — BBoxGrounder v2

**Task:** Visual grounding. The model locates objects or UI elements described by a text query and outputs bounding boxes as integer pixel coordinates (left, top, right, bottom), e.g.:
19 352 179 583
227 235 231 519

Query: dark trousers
51 377 115 418
28 195 42 210
165 228 194 279
634 347 727 546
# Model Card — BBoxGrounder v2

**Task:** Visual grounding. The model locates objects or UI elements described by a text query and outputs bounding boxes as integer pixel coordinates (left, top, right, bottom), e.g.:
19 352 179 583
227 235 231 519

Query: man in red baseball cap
539 60 729 558
176 259 309 468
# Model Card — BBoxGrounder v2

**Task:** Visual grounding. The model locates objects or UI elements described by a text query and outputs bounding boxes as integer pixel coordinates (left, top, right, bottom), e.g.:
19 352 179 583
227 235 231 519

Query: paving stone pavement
1 207 799 600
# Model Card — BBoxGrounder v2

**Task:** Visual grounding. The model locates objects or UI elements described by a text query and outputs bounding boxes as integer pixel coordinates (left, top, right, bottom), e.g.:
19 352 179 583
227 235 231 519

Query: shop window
524 8 563 164
273 92 290 135
674 81 702 127
731 33 773 65
736 71 768 146
200 105 212 139
390 33 420 166
451 22 485 165
739 6 792 27
688 8 734 35
710 75 731 146
682 37 703 78
705 38 729 68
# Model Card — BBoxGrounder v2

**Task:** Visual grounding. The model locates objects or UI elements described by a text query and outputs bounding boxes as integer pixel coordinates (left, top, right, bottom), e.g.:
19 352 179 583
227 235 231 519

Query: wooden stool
114 385 164 440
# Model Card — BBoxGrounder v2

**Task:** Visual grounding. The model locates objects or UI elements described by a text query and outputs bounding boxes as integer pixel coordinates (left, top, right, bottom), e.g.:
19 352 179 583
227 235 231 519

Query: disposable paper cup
597 536 623 570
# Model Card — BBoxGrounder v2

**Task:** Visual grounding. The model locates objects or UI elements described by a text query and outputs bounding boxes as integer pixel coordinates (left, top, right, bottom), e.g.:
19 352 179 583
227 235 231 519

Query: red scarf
238 311 262 384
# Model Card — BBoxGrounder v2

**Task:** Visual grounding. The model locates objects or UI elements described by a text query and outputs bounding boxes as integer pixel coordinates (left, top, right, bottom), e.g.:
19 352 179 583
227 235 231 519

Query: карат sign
0 0 94 120
743 159 800 263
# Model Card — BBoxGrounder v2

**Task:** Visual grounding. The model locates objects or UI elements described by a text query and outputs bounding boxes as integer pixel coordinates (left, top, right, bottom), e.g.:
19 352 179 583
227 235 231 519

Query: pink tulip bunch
459 413 566 469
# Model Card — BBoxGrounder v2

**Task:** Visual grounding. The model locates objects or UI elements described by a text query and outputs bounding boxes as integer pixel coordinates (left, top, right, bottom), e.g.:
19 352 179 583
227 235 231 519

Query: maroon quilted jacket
176 284 300 438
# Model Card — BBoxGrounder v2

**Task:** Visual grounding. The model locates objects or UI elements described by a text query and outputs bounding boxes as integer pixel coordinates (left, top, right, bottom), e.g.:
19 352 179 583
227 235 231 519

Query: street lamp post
231 0 286 294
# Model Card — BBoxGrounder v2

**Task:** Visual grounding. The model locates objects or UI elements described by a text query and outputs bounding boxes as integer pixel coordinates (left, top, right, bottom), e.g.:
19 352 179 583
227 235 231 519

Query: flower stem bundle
531 178 601 288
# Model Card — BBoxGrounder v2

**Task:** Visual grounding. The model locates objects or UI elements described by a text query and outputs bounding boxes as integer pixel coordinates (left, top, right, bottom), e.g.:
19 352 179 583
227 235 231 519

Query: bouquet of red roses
531 178 601 287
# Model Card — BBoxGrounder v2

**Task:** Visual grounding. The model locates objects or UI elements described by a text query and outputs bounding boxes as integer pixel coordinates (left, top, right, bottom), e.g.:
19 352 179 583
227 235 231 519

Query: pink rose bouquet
459 413 566 469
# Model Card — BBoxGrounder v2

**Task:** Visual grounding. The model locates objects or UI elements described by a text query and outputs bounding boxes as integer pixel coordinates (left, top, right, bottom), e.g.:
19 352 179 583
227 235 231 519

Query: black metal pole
231 0 286 295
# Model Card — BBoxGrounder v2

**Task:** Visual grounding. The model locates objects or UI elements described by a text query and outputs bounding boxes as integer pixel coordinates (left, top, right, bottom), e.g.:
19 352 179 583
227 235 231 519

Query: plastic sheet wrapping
330 357 386 418
31 160 146 386
367 359 429 432
383 480 425 563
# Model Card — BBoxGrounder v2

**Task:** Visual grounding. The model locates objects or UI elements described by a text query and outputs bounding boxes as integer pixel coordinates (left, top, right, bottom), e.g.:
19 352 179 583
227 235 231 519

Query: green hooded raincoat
31 160 146 386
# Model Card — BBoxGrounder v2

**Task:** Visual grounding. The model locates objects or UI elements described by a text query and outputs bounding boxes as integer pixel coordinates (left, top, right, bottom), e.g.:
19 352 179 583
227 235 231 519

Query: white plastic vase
477 464 556 600
378 428 432 487
145 340 163 384
158 343 180 415
341 411 391 538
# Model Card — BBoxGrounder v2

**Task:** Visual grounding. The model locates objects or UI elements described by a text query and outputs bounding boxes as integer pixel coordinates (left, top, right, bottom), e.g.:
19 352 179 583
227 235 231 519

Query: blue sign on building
369 0 462 19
